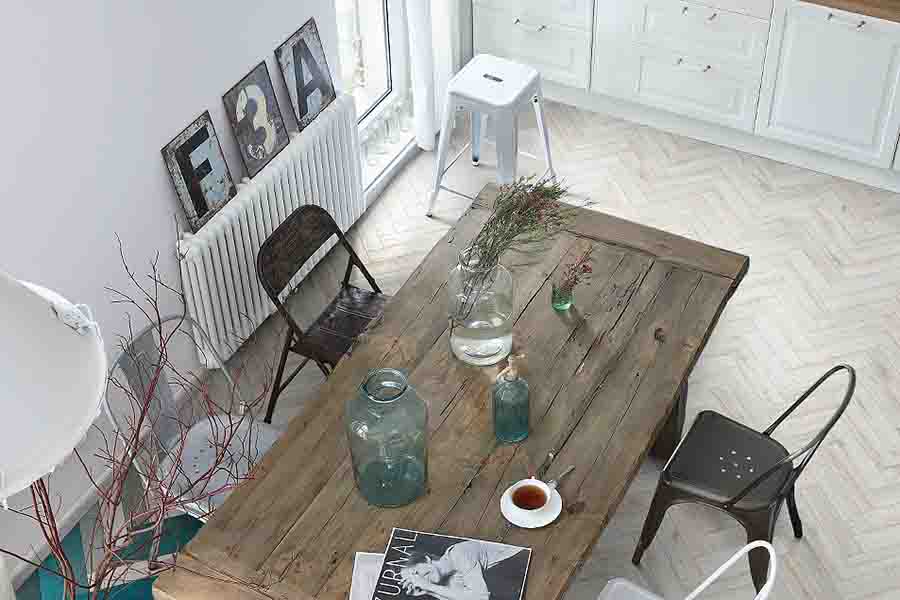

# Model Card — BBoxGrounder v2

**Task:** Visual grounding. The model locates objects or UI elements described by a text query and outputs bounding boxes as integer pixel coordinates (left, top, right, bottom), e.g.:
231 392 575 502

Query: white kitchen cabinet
471 0 900 188
474 3 593 89
756 0 900 167
592 0 768 131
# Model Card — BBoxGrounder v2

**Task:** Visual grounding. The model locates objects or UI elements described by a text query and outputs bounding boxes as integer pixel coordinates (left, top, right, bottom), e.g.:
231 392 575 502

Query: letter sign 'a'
293 39 332 120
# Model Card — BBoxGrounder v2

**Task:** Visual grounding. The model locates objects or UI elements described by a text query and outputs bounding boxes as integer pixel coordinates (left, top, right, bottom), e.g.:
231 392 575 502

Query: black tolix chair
632 364 856 592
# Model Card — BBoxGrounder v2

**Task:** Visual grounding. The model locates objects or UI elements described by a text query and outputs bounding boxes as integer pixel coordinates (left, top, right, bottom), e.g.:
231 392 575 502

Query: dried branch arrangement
1 246 278 600
452 177 573 321
556 246 594 294
469 176 572 269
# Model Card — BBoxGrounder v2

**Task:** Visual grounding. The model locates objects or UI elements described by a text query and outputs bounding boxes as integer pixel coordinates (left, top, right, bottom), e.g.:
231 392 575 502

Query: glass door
336 0 414 192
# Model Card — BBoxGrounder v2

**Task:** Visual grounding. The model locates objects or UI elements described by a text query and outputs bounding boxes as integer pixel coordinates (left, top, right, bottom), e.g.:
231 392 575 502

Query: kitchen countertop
804 0 900 23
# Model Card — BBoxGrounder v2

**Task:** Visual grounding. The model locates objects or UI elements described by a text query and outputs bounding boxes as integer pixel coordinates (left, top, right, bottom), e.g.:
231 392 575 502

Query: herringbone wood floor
240 101 900 600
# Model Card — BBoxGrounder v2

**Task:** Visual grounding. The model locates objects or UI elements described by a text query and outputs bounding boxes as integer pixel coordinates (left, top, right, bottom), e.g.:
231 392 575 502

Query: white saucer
500 487 563 529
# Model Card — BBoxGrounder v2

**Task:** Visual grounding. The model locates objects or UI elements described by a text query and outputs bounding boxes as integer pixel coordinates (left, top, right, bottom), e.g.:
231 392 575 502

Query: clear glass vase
448 248 514 366
345 369 428 507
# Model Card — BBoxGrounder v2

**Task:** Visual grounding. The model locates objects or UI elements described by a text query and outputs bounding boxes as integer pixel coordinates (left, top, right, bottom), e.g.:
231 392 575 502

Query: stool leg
471 111 482 166
427 97 455 217
494 111 518 185
533 92 555 179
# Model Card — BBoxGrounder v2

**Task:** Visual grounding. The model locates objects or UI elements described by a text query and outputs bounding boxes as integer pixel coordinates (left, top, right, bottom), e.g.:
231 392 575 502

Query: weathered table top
154 184 749 600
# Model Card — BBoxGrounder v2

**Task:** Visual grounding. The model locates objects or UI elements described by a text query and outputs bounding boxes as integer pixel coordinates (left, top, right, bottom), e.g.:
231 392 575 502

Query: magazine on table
350 552 386 600
361 528 531 600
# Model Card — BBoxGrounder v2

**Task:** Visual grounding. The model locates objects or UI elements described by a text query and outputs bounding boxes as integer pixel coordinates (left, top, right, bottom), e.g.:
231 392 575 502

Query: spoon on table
546 465 575 490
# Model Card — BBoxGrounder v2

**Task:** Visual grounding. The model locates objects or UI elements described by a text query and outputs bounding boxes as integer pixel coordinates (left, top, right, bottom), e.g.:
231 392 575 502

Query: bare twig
2 247 278 600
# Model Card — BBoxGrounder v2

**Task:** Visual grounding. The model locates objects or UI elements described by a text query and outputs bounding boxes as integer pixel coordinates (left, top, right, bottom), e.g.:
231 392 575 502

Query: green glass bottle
493 356 529 443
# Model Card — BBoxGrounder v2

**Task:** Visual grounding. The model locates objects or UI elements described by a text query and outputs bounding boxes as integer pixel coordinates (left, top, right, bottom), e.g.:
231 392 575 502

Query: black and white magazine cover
370 528 531 600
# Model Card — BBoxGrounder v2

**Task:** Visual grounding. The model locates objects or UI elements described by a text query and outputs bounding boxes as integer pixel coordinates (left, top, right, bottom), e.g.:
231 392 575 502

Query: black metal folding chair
256 204 388 424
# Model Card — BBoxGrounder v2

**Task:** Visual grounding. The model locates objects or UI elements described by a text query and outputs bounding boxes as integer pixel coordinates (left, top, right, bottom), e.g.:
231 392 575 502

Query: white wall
0 1 339 586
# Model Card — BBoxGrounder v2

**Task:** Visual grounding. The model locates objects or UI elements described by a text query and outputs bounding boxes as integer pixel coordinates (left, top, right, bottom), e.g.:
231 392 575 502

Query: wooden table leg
650 379 688 460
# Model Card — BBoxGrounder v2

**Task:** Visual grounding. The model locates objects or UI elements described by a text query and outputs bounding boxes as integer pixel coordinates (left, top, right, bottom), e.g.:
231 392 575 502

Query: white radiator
177 94 364 361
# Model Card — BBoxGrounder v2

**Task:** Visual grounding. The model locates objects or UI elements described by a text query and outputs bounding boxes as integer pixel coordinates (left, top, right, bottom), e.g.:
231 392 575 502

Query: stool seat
448 54 540 109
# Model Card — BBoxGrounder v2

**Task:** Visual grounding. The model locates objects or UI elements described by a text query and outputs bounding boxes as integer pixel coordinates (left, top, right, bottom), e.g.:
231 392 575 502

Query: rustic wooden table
154 184 748 600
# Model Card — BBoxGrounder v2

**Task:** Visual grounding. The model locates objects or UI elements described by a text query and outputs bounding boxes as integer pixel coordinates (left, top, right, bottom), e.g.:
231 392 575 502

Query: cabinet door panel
474 5 592 89
474 0 592 31
756 1 900 166
593 42 761 131
636 0 770 68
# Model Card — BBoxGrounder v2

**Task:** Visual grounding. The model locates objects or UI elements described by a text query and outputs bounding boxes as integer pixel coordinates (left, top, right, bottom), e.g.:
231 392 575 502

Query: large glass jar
345 369 428 507
448 248 514 366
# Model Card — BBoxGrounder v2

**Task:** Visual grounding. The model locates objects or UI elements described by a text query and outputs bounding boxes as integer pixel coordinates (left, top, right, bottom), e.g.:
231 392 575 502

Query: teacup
500 477 561 528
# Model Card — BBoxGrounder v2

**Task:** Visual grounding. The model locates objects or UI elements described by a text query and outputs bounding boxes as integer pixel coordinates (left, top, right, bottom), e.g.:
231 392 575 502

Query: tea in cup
500 477 560 528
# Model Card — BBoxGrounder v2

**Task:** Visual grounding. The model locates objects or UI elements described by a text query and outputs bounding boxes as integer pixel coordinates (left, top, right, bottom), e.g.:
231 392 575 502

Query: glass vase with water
448 247 514 366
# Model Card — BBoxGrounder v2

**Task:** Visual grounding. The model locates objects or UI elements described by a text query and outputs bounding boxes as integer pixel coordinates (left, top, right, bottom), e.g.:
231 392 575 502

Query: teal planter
23 515 202 600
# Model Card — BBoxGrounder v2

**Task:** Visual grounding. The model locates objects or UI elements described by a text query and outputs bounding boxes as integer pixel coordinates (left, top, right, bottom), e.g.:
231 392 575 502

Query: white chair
427 53 556 216
104 315 282 557
598 541 777 600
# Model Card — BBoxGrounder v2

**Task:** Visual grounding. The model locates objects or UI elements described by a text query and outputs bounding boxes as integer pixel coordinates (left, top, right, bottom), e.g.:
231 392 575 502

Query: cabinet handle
513 17 547 33
677 58 713 72
826 12 867 29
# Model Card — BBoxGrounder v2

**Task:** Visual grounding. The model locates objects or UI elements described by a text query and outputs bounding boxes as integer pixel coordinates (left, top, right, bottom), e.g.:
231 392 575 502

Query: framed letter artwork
223 61 290 178
162 111 236 232
276 18 336 133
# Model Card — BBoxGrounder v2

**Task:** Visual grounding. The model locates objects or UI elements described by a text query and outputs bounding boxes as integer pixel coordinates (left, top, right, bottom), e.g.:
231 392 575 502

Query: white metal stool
427 54 556 216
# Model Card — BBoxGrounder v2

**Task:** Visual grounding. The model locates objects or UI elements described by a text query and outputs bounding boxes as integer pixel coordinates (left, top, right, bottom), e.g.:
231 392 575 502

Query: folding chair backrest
257 204 344 300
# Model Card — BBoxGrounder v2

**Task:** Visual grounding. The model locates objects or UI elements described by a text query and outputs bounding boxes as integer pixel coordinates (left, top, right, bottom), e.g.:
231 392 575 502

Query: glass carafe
345 369 428 507
448 248 514 366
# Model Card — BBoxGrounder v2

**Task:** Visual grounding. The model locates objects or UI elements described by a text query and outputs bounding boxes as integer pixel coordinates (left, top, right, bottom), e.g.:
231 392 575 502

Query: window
336 0 414 191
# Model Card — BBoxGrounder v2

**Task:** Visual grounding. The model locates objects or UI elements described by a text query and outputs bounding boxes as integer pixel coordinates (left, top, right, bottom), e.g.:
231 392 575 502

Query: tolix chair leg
739 507 779 593
633 483 677 565
786 487 803 539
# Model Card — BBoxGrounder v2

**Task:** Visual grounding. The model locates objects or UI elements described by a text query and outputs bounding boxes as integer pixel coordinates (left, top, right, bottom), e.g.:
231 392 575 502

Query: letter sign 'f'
293 39 331 120
175 126 213 217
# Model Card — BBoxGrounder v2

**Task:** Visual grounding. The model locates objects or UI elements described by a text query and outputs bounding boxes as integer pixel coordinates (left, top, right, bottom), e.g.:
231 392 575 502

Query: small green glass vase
551 283 573 311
